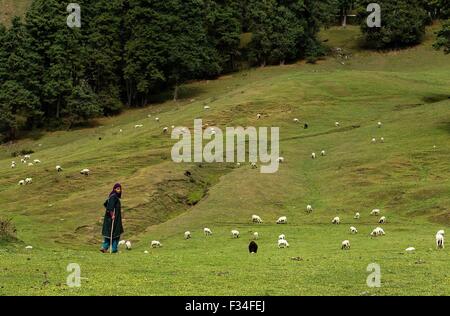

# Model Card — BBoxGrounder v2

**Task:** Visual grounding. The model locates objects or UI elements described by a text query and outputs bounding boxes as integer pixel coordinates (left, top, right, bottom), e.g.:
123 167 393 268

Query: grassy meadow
0 25 449 296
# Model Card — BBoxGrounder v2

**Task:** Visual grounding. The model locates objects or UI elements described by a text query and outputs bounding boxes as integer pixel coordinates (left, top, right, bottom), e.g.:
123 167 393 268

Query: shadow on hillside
422 94 450 104
149 85 207 104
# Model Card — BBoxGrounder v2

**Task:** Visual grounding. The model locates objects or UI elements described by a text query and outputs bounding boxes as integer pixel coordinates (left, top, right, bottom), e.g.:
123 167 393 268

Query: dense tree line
0 0 339 140
0 0 448 141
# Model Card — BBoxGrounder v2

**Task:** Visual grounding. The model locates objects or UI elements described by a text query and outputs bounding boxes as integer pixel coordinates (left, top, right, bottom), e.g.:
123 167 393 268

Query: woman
100 183 124 253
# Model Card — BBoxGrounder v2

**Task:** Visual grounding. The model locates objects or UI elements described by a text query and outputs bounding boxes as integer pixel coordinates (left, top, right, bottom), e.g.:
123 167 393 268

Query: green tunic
102 193 124 239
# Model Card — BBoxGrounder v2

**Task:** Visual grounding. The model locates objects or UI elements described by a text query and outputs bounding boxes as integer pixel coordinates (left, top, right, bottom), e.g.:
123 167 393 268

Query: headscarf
109 183 122 199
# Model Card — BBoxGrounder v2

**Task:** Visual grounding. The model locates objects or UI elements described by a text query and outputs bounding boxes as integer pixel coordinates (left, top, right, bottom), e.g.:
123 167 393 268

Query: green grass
0 26 449 296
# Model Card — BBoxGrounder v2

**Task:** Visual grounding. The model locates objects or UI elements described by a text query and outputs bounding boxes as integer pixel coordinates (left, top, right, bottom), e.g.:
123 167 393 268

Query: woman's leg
101 237 110 251
112 237 120 253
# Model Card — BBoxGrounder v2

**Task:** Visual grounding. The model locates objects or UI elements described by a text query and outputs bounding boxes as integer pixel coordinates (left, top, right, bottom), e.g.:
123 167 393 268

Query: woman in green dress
100 183 124 253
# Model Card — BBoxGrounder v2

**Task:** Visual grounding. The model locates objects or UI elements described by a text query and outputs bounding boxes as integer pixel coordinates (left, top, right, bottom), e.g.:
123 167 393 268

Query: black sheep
248 241 258 254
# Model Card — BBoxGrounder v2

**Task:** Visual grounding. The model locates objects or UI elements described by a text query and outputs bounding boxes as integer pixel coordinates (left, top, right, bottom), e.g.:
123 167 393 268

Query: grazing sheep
257 114 261 119
25 178 33 185
332 217 340 225
134 124 144 128
204 228 212 236
249 241 258 253
405 247 416 253
380 137 385 143
437 230 445 236
276 216 287 224
371 227 385 237
18 180 25 186
278 234 286 240
321 150 326 156
354 212 360 219
231 230 240 238
21 158 26 164
251 162 258 169
155 117 160 122
378 122 382 128
184 231 191 240
163 127 169 134
25 246 33 250
28 163 34 167
151 240 162 248
371 138 377 144
278 239 289 248
11 162 16 168
306 205 313 213
341 240 351 250
118 240 126 246
204 106 211 110
253 232 259 240
335 122 340 127
379 216 386 224
56 165 63 172
236 163 241 167
119 129 123 133
252 215 263 224
24 155 31 160
371 209 380 216
80 169 90 176
350 226 358 234
277 157 285 163
436 232 445 249
293 118 299 123
33 159 41 164
125 241 132 250
311 152 316 159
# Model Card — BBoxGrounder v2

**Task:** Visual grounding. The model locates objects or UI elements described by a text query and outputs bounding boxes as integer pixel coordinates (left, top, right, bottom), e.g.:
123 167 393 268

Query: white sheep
405 247 416 253
436 233 445 249
350 226 358 234
134 124 143 128
278 234 286 240
231 230 240 238
354 212 360 219
321 150 326 156
332 217 340 225
380 137 385 143
155 117 160 122
379 216 386 224
278 239 289 248
28 163 34 167
257 114 261 119
163 127 169 134
25 178 33 185
204 228 212 236
252 215 263 224
11 162 16 168
293 118 299 123
25 246 33 250
335 122 340 127
436 230 444 236
24 155 31 160
378 122 382 128
184 231 191 240
18 180 25 186
371 209 380 216
371 138 377 144
204 106 211 110
251 162 257 169
277 157 285 163
276 216 287 224
151 240 162 248
21 158 26 164
56 165 63 172
371 227 385 237
311 152 316 159
253 232 259 240
306 205 313 213
33 159 41 164
341 240 351 250
125 241 132 250
80 168 90 176
118 240 126 246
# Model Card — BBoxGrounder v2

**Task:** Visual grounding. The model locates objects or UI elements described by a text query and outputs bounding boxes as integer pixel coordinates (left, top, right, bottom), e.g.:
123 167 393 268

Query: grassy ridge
0 0 31 26
0 26 449 295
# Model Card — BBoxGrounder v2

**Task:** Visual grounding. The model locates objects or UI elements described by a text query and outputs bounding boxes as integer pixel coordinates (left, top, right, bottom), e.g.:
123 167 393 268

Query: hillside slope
0 0 31 26
0 26 449 295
